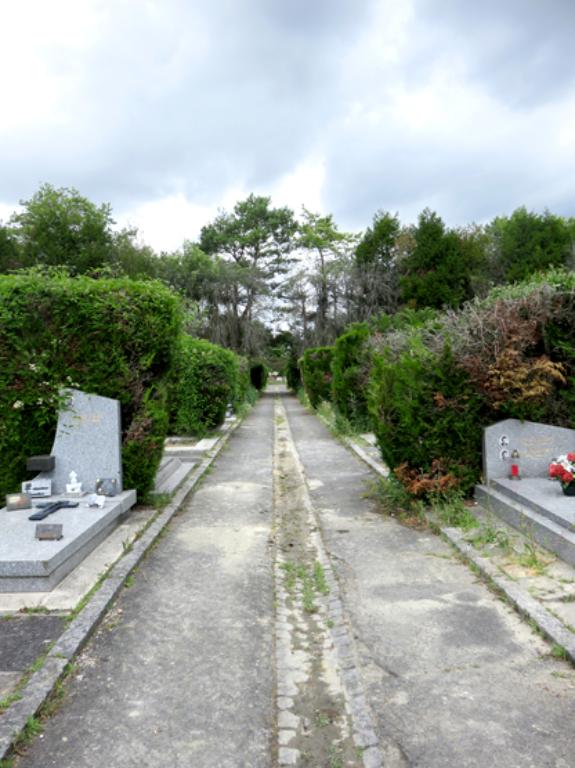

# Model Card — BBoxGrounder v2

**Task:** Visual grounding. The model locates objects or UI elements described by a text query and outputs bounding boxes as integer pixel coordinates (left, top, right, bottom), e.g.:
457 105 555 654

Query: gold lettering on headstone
520 435 553 460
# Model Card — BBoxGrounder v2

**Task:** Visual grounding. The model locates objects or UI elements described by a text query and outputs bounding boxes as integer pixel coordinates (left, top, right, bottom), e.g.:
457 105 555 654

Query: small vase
562 483 575 497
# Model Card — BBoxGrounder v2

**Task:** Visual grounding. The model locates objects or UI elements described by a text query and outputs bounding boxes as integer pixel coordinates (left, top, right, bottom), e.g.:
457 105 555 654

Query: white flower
12 400 24 410
28 363 38 371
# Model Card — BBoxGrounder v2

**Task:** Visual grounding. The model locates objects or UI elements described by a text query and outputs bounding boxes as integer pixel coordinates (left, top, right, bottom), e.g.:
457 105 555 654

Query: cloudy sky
1 0 574 251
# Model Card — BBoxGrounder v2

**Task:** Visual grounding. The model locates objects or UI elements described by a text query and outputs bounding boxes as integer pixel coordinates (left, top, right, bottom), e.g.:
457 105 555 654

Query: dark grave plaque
35 524 64 541
26 455 55 472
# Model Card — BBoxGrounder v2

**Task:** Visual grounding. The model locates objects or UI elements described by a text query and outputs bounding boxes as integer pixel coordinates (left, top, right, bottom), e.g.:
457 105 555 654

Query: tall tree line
1 183 574 359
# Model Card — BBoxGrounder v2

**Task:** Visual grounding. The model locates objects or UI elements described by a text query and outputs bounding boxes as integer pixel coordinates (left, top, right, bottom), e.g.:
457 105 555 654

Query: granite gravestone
34 389 123 494
483 418 575 484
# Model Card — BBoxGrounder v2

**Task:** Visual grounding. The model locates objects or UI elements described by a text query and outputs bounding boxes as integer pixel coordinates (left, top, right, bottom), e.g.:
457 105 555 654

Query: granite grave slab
477 418 575 566
0 491 136 592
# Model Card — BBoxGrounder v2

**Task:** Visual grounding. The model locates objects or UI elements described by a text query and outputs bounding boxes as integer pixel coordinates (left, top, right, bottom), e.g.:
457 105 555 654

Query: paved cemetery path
13 388 575 767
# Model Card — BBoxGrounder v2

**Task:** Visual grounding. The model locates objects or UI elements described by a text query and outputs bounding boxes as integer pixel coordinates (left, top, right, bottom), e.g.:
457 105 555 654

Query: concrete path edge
0 413 246 760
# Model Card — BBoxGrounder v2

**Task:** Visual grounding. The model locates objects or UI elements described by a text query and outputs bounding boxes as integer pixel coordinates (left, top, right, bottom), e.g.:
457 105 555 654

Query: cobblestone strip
273 399 383 768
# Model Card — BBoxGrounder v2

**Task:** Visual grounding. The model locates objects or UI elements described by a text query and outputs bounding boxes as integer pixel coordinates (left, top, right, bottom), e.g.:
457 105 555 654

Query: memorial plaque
35 524 63 541
5 493 31 511
21 479 52 498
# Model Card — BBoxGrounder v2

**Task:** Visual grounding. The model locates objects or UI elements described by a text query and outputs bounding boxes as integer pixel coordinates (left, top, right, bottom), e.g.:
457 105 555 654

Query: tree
353 211 401 319
487 207 573 284
199 194 297 354
399 209 479 310
10 184 115 274
297 208 356 345
0 223 22 272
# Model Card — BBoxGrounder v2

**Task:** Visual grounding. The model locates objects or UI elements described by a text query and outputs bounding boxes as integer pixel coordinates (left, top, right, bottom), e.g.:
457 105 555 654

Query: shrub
367 268 575 496
331 323 371 428
286 356 302 391
170 337 242 436
0 271 182 499
300 346 334 408
249 360 269 391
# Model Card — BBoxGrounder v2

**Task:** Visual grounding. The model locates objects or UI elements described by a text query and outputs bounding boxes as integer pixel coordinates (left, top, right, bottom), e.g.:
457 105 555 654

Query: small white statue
66 470 83 495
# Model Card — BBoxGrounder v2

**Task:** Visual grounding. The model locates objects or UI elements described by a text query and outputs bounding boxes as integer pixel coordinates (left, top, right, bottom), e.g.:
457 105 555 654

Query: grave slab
478 418 575 566
0 491 136 592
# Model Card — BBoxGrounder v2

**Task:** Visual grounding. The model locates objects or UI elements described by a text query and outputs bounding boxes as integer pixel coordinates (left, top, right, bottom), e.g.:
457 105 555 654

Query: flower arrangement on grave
549 453 575 495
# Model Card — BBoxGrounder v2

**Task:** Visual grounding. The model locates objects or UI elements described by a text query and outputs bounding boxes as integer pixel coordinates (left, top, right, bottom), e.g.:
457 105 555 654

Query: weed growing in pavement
313 562 330 596
376 475 426 526
430 491 478 531
280 561 319 612
469 520 511 552
517 542 550 575
551 643 569 660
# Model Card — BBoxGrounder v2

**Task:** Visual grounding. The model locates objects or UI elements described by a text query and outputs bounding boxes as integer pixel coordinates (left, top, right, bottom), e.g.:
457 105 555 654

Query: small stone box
26 455 55 472
483 418 575 484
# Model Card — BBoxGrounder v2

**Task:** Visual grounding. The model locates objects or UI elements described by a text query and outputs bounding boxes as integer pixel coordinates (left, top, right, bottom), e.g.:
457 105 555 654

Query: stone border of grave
0 413 244 761
335 432 575 666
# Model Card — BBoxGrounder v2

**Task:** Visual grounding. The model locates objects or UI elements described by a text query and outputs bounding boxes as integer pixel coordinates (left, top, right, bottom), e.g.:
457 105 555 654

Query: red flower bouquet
549 453 575 495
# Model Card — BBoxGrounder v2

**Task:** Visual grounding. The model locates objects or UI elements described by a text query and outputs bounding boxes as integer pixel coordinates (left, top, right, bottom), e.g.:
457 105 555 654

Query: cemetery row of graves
0 271 268 502
296 267 575 500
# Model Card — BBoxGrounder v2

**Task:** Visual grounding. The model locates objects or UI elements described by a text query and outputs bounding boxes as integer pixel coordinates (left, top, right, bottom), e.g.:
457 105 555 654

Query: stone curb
0 413 245 760
344 434 575 664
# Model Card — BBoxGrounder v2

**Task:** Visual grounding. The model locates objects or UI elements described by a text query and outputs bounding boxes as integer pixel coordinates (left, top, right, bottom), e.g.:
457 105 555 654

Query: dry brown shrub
394 459 459 497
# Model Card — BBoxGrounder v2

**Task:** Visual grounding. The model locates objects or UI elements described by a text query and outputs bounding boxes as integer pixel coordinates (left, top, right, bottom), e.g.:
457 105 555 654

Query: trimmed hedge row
170 337 253 436
300 346 334 408
331 323 371 428
249 360 269 391
0 272 182 499
302 270 575 497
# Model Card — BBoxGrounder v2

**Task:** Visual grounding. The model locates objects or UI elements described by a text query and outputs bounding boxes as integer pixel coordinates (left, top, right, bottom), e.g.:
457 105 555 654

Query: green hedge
286 356 302 391
367 269 575 494
249 360 269 391
0 272 182 499
171 337 246 436
331 323 371 428
300 346 334 408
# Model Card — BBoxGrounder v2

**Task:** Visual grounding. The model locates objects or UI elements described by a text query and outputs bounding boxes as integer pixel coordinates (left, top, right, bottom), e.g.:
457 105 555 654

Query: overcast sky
1 0 574 251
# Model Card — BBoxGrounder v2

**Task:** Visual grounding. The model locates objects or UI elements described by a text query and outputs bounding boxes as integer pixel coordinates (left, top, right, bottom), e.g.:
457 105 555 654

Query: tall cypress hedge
331 323 371 428
300 346 334 408
0 272 182 499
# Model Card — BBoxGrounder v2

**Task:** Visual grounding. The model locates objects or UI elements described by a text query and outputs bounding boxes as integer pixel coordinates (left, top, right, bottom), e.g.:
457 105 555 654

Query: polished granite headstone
477 418 575 566
0 389 133 592
483 418 575 484
33 388 123 494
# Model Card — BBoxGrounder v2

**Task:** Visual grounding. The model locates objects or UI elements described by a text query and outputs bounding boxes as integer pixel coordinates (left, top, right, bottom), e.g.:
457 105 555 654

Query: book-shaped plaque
35 524 63 541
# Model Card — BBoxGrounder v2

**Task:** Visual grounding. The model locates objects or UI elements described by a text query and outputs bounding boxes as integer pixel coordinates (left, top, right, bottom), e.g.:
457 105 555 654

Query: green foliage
366 268 575 497
10 184 116 274
249 360 269 390
0 272 182 499
331 323 371 428
369 341 485 493
286 356 302 391
399 209 482 310
300 346 334 408
199 194 297 353
171 337 245 436
488 207 573 284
